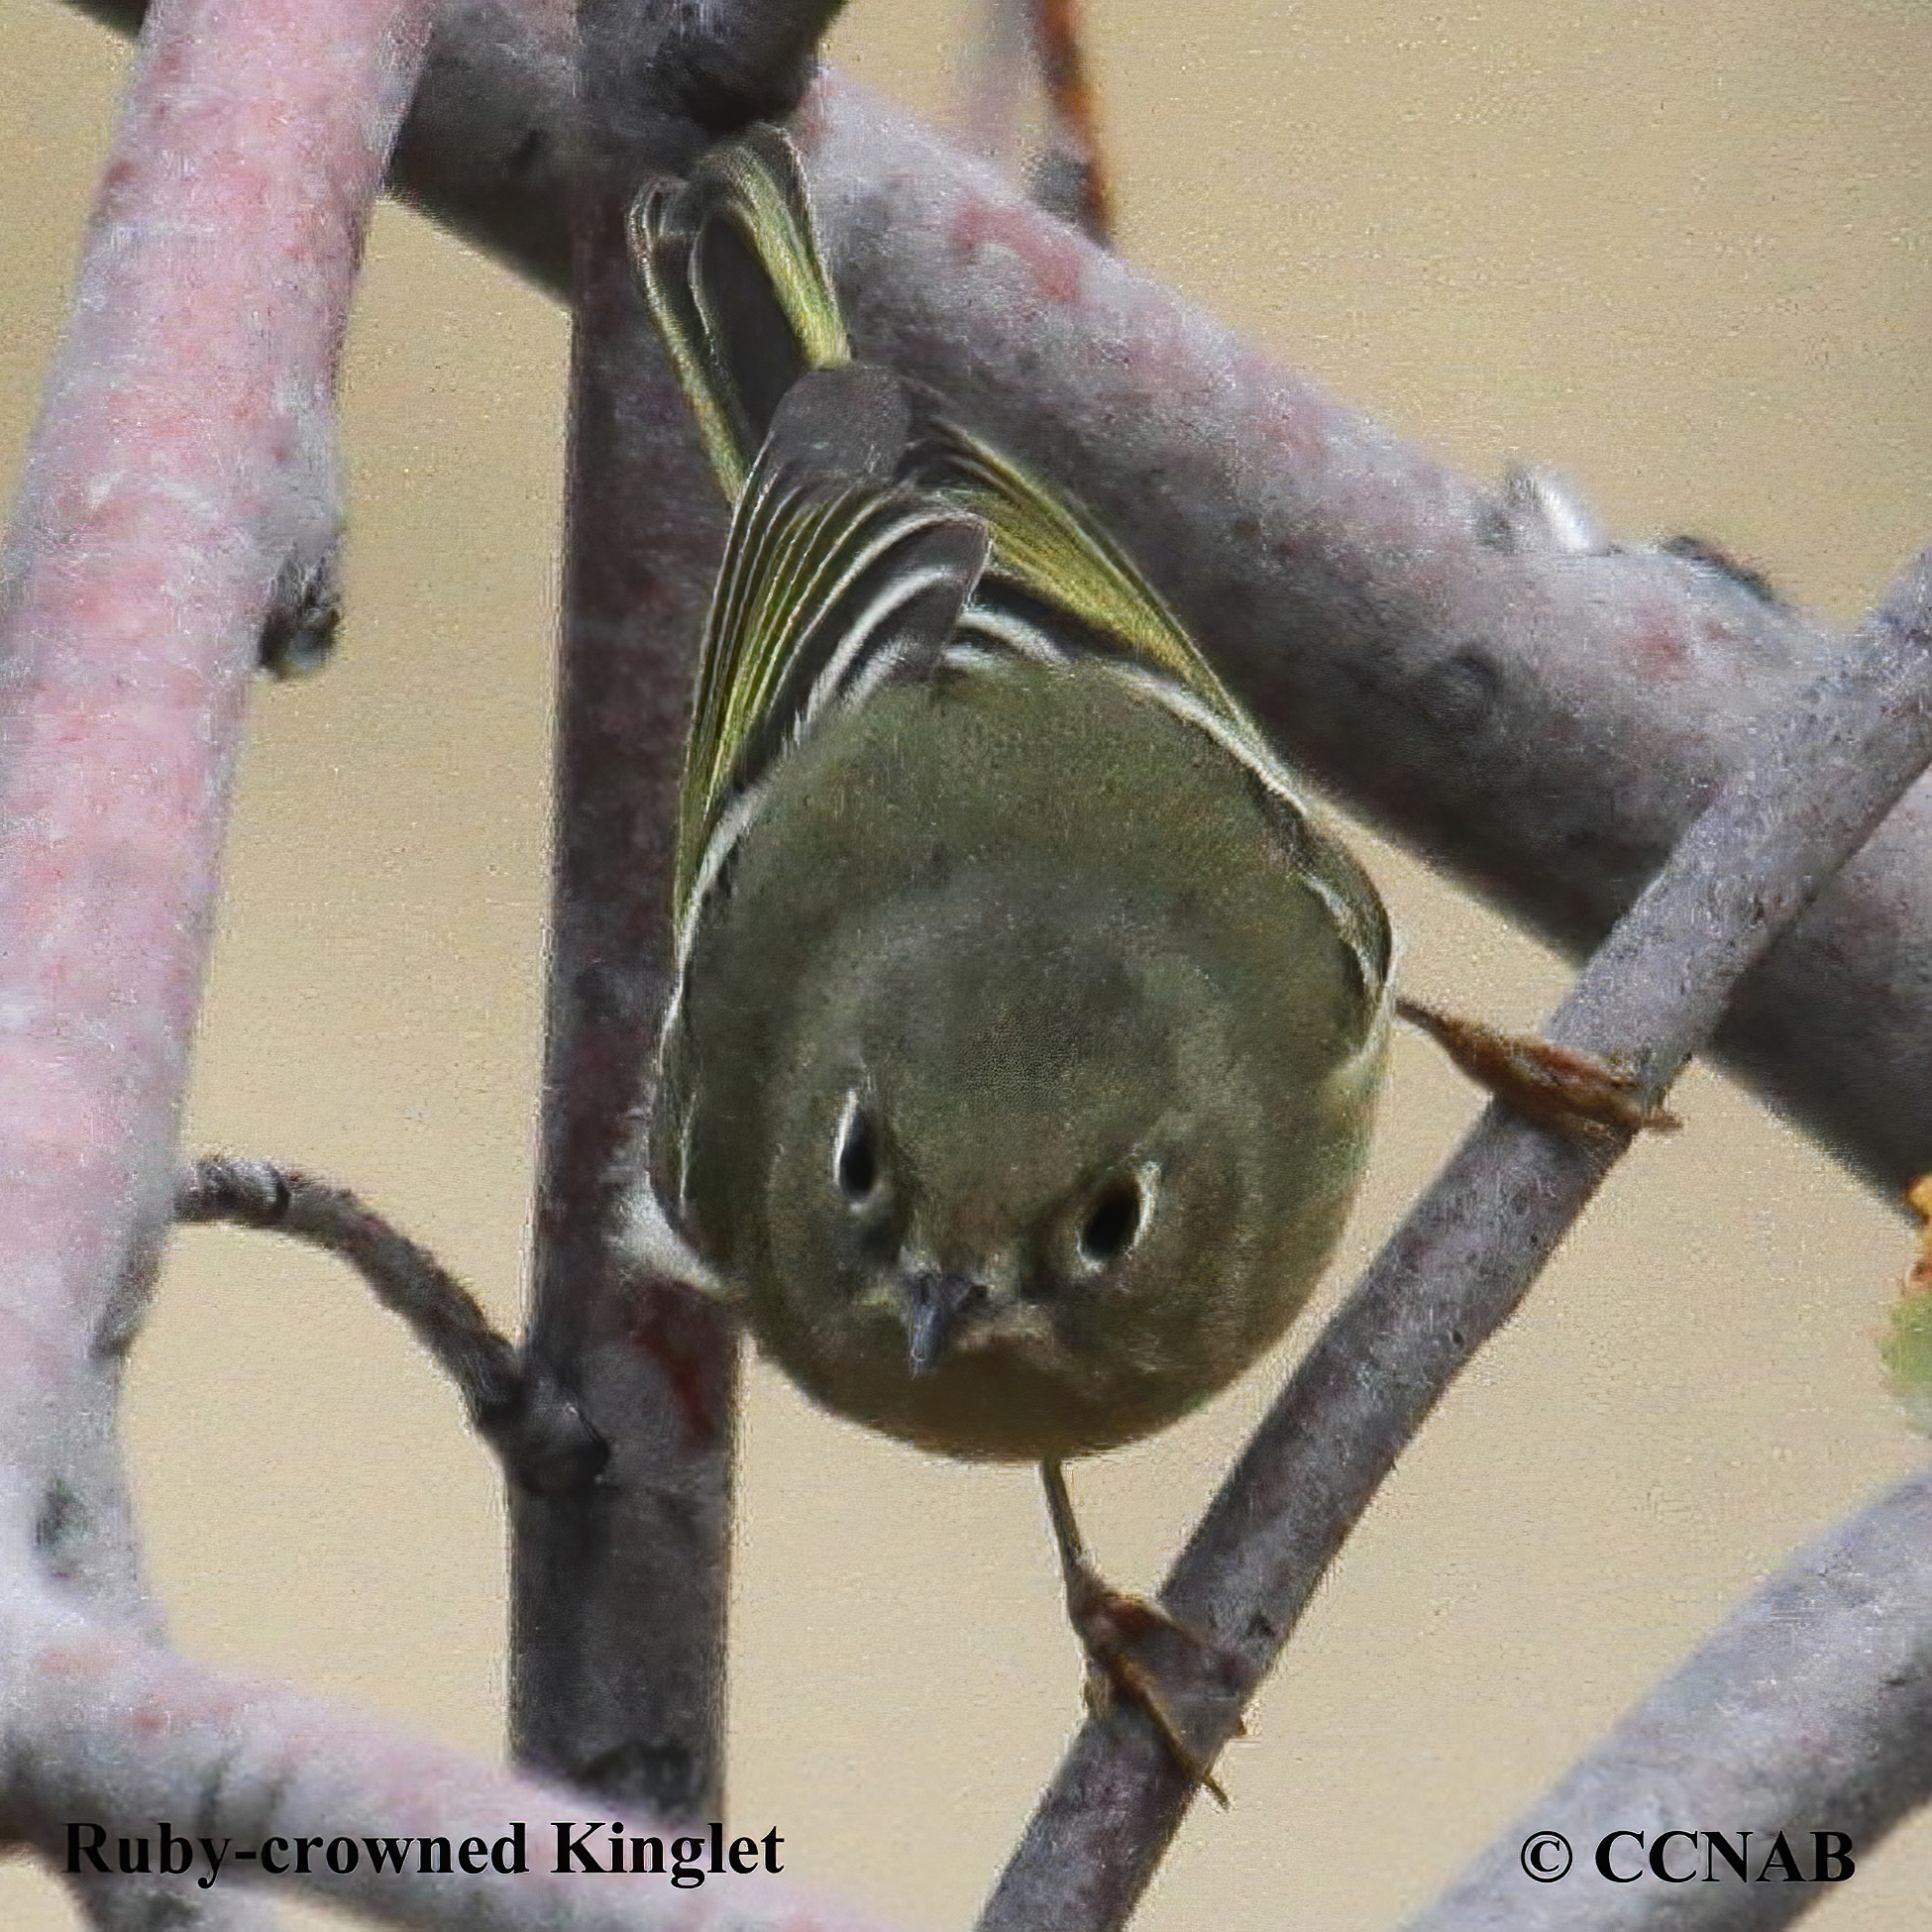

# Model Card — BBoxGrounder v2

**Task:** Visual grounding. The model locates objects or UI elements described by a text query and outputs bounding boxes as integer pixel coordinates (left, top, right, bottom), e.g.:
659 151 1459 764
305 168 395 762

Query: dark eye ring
834 1095 880 1204
1077 1171 1150 1269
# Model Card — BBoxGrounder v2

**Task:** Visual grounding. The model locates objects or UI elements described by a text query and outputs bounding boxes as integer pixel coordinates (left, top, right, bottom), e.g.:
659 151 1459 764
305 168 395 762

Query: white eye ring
1074 1162 1159 1272
833 1090 882 1206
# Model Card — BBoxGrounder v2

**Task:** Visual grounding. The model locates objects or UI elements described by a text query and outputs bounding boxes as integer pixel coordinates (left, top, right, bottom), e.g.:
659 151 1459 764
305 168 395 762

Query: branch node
258 525 344 678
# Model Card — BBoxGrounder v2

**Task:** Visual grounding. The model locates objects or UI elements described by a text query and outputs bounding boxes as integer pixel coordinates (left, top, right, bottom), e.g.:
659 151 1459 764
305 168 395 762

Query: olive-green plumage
626 125 1391 1465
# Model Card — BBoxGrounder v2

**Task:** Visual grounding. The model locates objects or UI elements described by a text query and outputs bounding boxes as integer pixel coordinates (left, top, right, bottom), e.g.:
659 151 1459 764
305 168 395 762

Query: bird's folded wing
675 389 990 921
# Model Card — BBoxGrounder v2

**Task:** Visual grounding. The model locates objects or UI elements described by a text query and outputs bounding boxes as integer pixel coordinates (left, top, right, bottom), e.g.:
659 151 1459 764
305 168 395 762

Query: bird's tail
628 124 852 503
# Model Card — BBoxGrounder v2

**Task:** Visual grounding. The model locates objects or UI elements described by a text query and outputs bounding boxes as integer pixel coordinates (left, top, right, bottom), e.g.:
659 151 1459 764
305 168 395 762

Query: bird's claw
1396 996 1681 1143
1065 1562 1242 1805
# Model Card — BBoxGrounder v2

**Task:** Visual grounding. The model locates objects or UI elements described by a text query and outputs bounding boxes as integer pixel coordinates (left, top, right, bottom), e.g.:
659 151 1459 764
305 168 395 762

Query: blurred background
1 2 1928 1926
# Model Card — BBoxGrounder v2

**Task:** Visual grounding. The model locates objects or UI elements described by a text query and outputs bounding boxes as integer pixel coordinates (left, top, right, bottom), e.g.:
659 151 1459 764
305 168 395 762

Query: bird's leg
1040 1458 1237 1805
1395 996 1682 1143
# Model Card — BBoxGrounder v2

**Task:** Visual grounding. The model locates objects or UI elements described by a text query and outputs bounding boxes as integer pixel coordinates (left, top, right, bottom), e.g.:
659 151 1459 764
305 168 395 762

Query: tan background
2 2 1929 1926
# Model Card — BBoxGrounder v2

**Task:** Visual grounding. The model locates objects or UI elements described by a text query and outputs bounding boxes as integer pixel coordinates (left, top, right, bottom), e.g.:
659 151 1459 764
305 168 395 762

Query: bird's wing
909 413 1391 1011
634 127 1389 1016
675 376 990 925
629 124 851 502
631 124 1231 727
907 413 1242 719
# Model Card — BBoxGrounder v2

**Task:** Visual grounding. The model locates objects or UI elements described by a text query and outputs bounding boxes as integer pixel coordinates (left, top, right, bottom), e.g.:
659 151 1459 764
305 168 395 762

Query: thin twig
176 1156 605 1498
976 553 1932 1925
950 0 1114 243
1025 0 1112 244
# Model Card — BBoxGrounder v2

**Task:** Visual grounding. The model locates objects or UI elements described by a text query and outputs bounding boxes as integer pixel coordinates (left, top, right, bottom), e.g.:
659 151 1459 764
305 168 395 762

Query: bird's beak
893 1268 989 1376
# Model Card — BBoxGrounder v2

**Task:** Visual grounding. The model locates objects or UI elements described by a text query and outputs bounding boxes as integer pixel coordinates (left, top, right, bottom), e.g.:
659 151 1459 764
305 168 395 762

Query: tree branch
1401 1460 1932 1932
0 0 436 1922
976 551 1932 1925
0 0 408 1499
508 0 848 1823
7 1595 892 1932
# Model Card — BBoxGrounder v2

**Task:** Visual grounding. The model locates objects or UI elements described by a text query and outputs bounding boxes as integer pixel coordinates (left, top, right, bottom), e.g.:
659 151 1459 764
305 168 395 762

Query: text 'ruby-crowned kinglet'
621 126 1392 1788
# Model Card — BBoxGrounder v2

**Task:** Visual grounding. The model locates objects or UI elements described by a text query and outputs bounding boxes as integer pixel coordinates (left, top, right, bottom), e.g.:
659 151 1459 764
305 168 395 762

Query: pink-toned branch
0 0 426 1919
9 1599 892 1932
0 0 422 1485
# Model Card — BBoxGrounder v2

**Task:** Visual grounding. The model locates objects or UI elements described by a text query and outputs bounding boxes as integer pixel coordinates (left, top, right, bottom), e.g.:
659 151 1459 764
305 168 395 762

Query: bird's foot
1064 1559 1243 1806
1397 996 1681 1143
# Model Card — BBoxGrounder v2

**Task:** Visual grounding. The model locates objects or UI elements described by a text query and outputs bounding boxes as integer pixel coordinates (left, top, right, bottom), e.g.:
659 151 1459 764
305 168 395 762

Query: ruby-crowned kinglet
622 125 1391 1468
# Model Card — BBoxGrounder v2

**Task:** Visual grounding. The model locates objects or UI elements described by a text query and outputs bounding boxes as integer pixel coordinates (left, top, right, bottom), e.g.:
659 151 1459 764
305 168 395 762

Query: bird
621 123 1393 1797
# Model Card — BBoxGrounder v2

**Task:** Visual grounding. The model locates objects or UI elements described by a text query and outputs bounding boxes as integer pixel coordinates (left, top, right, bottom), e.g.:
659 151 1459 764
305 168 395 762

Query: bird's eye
834 1096 880 1204
1077 1173 1147 1269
